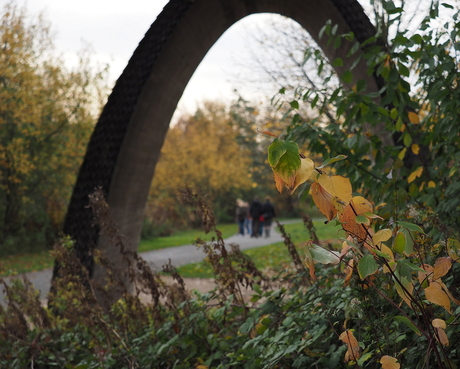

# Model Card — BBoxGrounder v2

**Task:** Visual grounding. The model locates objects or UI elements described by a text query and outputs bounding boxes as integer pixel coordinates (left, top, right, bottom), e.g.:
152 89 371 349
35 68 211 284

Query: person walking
235 199 248 236
249 196 263 238
243 201 252 235
262 197 276 237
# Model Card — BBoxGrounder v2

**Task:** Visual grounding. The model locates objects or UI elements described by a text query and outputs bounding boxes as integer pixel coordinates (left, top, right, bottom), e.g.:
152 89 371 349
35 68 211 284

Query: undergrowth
1 186 459 368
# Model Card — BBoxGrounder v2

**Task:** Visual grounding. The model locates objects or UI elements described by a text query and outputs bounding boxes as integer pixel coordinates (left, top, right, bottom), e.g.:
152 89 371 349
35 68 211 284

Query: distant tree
0 1 108 255
145 102 253 234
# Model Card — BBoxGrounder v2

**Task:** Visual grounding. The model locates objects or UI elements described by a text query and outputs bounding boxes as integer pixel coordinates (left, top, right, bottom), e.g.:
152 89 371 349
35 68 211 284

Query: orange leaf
408 111 420 124
343 259 354 286
380 355 401 369
433 257 452 281
435 327 449 346
425 282 451 312
432 318 446 329
418 264 434 284
311 182 337 221
339 330 361 362
257 129 278 138
339 197 373 243
438 281 460 305
273 172 284 193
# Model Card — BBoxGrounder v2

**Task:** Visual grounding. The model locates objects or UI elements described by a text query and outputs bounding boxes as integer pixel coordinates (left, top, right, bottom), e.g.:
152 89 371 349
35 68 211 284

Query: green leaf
317 155 348 169
355 215 369 224
311 95 319 109
290 100 299 109
397 221 424 233
268 139 288 167
403 132 412 147
357 352 373 366
373 249 392 260
394 315 421 336
332 57 343 67
397 258 426 273
358 254 379 279
402 228 414 256
273 141 301 179
309 244 340 264
390 107 398 120
331 24 338 35
342 70 353 84
393 232 405 254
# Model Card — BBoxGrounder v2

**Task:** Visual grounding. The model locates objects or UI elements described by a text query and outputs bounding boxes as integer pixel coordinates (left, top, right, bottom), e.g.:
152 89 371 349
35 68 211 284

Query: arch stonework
61 0 380 282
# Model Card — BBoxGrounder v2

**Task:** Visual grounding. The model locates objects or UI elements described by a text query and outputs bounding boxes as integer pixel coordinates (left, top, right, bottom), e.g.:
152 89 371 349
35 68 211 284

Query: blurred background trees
0 2 108 255
142 100 309 238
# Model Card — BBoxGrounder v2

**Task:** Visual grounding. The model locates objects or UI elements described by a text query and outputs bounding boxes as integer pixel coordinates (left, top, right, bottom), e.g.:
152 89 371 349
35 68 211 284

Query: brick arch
61 0 380 279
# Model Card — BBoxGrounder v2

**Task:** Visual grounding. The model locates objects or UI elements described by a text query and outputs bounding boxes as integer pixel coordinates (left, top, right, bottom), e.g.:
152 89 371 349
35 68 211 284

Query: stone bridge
59 0 383 286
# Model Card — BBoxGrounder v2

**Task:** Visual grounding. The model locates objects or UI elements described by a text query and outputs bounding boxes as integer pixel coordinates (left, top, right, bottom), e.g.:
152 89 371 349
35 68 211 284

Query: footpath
0 220 300 305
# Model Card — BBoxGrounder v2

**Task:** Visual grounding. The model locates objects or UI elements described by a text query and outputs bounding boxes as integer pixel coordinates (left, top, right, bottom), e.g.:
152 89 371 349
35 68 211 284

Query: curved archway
61 0 380 280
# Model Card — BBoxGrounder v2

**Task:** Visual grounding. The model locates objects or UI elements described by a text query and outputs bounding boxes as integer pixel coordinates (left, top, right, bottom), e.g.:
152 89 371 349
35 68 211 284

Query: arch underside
62 0 380 279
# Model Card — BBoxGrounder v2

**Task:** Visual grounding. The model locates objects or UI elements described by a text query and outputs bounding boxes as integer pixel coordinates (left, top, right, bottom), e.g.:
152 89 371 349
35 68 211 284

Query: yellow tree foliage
149 102 253 224
0 2 108 253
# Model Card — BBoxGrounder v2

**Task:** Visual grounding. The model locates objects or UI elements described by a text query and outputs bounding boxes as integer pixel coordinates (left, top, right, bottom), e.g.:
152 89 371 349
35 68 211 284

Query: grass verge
177 220 344 278
0 223 239 277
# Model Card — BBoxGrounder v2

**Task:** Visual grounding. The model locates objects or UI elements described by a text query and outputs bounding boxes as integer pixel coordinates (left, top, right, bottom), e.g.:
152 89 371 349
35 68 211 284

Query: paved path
0 220 300 305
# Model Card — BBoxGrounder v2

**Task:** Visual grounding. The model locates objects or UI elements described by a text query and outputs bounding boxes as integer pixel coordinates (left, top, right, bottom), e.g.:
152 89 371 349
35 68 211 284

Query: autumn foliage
0 2 107 254
266 134 460 367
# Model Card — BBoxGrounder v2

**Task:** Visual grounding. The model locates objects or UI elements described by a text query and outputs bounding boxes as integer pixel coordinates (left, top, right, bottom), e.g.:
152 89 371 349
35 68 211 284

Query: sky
19 0 270 121
16 0 454 123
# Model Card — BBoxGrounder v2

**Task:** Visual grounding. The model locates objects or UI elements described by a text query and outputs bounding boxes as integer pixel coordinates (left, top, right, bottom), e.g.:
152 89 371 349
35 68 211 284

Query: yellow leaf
425 282 451 312
373 229 392 246
380 355 401 369
408 111 420 124
407 167 423 184
428 181 436 188
339 330 361 362
288 157 314 195
433 257 452 281
432 318 446 329
380 244 395 259
311 182 337 221
411 143 420 155
395 278 414 308
317 174 352 206
398 147 407 160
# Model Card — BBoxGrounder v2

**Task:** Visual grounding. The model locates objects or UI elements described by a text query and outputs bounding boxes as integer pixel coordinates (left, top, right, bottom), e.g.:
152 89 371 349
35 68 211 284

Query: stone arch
61 0 380 279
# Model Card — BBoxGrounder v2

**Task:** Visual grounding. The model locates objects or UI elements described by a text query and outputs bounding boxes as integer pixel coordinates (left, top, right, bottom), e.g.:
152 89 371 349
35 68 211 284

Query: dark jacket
236 206 248 221
262 201 276 220
249 200 263 219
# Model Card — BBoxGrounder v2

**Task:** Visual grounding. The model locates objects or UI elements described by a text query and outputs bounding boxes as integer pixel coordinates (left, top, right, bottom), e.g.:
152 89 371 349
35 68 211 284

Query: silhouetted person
235 199 248 235
262 197 276 237
249 196 263 238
